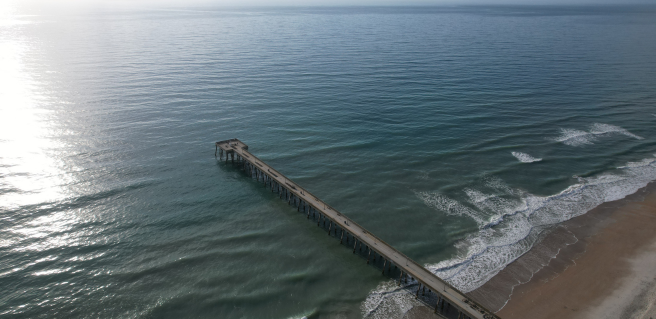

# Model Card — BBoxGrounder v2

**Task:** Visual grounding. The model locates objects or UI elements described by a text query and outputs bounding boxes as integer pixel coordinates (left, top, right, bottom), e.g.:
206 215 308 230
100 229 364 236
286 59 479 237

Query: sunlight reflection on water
0 16 70 209
0 4 81 266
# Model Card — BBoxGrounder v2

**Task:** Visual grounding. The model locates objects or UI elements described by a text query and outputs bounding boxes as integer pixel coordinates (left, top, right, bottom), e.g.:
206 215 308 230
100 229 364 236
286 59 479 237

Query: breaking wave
426 155 656 292
362 280 434 319
511 152 542 163
554 123 642 146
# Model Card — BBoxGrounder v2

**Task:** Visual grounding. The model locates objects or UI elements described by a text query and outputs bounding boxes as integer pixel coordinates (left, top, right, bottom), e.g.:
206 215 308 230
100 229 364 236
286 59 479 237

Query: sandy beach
467 182 656 319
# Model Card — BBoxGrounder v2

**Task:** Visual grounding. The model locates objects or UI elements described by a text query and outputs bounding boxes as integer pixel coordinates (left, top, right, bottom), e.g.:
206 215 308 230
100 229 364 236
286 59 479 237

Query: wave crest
429 156 656 293
511 152 542 163
554 123 642 146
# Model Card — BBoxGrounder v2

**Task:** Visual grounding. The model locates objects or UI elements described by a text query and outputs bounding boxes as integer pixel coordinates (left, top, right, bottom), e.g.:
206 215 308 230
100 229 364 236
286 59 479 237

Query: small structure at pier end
216 139 500 319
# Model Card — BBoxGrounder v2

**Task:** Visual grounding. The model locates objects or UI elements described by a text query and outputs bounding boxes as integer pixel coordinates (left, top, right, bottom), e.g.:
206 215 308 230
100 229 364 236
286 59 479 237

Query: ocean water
1 3 656 318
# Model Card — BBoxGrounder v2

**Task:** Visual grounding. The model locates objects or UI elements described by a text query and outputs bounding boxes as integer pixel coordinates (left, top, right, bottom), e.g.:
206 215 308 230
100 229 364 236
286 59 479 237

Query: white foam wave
555 128 596 146
589 123 643 140
618 157 656 169
434 156 656 293
511 152 542 163
415 191 486 225
364 155 656 317
361 278 439 319
554 123 642 146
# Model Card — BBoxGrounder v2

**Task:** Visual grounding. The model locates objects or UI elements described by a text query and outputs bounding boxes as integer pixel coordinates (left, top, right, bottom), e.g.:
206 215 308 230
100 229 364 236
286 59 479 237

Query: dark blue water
1 4 656 318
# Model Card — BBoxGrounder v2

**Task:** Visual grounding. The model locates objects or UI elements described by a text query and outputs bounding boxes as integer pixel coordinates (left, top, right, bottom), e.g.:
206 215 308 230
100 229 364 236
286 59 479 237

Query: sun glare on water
0 3 70 210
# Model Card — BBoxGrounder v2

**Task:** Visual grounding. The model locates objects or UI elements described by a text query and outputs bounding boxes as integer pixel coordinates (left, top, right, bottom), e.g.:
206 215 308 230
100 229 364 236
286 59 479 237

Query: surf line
215 139 499 319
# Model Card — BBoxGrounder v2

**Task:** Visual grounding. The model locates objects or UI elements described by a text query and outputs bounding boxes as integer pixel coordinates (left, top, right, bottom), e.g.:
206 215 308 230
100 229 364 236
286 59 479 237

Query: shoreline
467 182 656 319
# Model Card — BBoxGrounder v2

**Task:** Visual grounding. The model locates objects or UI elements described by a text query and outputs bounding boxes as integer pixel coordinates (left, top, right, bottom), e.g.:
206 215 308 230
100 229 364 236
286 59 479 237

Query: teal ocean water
1 4 656 318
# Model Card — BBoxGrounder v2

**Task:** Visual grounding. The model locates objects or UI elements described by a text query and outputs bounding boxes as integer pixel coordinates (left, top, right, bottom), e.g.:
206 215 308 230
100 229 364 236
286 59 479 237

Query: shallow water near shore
1 3 656 318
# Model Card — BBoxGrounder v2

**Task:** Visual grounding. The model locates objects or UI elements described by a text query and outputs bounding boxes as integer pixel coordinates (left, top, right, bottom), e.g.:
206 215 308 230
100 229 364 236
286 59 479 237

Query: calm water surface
1 4 656 318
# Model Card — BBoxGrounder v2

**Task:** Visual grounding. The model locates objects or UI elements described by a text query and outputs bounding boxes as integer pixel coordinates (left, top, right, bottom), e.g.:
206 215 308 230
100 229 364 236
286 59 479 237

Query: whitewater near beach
1 3 656 319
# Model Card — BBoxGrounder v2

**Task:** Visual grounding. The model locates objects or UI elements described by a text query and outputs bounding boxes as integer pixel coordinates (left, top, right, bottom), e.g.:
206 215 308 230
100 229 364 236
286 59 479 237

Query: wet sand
468 182 656 319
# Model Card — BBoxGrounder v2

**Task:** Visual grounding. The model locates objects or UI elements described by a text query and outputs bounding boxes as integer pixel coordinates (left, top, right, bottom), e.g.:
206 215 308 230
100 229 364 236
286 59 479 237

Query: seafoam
511 152 542 163
554 123 643 146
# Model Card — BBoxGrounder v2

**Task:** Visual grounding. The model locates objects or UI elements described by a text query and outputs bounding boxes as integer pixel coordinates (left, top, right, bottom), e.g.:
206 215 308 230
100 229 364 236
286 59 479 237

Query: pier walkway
216 139 498 319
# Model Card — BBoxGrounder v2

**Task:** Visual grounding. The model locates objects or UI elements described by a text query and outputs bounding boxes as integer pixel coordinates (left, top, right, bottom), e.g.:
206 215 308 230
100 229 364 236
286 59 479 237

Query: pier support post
367 249 371 264
328 221 332 236
436 296 443 314
416 283 421 298
307 207 311 219
340 230 344 244
382 260 387 275
399 271 403 286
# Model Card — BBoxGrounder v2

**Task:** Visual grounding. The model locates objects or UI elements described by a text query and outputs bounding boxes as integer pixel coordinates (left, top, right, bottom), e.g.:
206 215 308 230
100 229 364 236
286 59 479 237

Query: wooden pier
216 139 499 319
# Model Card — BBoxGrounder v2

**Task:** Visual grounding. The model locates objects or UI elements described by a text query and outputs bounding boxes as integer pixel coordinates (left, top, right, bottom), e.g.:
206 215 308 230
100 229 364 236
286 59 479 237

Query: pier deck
216 139 498 319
